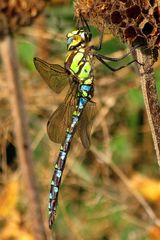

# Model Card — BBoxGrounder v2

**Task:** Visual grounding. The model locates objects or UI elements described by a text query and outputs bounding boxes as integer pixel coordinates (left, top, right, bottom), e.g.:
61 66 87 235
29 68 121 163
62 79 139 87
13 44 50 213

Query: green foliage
100 37 126 55
120 225 148 240
72 160 93 183
110 134 132 164
17 40 36 71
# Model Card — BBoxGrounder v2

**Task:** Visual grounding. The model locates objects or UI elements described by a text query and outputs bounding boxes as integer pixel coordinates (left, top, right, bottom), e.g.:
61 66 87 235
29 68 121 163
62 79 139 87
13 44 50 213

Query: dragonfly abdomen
48 95 91 228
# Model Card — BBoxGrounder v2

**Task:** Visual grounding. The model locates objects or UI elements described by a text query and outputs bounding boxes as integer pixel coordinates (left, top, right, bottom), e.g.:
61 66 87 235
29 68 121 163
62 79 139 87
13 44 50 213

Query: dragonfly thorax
66 29 91 50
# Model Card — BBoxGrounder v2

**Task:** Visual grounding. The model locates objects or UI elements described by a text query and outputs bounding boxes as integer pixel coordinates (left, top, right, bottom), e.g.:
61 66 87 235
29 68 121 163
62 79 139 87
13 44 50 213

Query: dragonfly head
66 29 91 50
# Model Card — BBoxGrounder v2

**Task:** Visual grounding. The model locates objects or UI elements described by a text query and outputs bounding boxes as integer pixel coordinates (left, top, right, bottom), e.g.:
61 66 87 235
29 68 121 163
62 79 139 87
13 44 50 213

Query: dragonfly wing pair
47 89 76 144
78 101 96 148
34 57 96 149
34 57 69 93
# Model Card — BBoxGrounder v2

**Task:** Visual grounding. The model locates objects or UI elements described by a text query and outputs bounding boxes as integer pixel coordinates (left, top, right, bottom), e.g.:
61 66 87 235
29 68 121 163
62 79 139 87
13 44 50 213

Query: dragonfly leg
96 55 139 72
94 43 144 62
91 31 103 51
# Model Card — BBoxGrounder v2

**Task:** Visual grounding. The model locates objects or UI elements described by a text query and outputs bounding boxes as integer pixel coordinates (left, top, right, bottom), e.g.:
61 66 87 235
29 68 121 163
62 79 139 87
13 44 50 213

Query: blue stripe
66 132 72 141
56 169 62 178
80 85 91 92
79 97 87 109
54 186 58 193
60 151 66 160
71 116 78 127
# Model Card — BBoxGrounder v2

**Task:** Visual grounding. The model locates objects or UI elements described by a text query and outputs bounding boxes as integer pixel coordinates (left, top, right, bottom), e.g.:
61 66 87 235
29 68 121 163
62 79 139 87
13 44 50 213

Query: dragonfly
34 16 139 229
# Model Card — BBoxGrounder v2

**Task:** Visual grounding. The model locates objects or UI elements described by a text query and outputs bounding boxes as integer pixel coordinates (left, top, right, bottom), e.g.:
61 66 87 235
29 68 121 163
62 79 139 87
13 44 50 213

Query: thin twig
0 35 47 240
135 47 160 166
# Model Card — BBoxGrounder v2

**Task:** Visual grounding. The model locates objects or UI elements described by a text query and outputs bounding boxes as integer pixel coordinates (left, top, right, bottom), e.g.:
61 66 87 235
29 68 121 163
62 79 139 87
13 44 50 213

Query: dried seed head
0 0 47 38
74 0 160 49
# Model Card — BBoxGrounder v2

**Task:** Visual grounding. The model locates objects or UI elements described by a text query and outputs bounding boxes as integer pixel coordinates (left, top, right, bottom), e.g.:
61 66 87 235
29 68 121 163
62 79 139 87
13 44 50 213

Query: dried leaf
131 173 160 202
148 226 160 240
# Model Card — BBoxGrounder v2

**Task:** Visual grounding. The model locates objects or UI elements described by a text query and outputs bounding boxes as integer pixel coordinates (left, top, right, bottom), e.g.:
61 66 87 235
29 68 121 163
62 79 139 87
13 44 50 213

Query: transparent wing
47 102 75 143
78 101 97 149
47 82 77 143
47 80 97 148
34 57 69 93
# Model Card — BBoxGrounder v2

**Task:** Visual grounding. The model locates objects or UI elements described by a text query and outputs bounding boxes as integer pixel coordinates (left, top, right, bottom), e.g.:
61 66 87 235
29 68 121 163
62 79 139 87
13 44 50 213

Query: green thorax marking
78 61 91 80
65 47 93 81
70 52 83 74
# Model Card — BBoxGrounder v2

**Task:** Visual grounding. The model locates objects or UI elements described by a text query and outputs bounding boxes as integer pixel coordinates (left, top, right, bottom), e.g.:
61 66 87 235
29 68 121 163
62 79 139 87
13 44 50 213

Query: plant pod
0 0 48 38
74 0 160 49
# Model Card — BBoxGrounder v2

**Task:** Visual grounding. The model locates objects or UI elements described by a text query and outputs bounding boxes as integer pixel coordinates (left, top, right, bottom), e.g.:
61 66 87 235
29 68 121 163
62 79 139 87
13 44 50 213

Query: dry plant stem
91 146 160 227
135 47 160 166
0 35 47 240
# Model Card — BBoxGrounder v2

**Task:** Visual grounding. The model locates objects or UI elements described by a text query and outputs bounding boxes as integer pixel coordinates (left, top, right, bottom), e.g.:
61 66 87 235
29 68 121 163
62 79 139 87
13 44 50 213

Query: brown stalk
0 35 47 240
135 47 160 165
